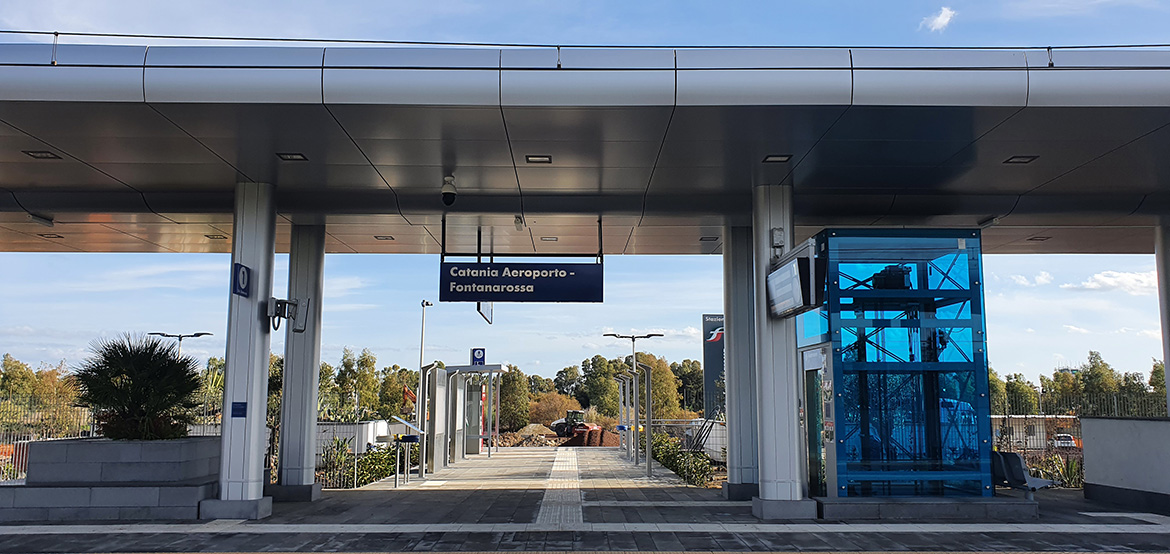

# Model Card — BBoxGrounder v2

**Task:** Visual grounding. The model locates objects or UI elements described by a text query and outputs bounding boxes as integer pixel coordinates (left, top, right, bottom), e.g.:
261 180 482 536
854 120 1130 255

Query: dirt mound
561 429 619 447
496 431 566 447
516 423 555 436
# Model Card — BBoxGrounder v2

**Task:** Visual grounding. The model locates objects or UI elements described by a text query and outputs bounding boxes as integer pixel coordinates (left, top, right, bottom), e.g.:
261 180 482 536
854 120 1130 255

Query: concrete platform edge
751 497 818 520
199 497 273 520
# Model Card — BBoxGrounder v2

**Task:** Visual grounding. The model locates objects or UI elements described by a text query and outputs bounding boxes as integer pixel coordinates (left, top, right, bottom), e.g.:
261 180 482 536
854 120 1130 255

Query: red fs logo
706 327 724 342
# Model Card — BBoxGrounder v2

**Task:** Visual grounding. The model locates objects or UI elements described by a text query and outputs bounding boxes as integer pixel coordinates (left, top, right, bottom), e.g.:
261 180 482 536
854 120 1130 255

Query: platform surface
0 447 1167 552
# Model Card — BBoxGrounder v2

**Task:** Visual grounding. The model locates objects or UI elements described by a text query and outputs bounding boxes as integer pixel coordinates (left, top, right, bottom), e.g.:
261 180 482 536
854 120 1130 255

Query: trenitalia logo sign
702 314 725 416
439 262 603 303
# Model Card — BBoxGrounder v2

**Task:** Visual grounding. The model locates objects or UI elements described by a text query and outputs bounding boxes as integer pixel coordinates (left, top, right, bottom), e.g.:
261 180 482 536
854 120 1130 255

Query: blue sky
1 0 1169 383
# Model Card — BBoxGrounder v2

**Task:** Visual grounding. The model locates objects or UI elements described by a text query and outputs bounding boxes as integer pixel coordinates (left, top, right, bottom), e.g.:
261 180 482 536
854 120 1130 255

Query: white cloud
1059 270 1157 296
324 276 368 298
1140 329 1162 340
920 7 956 32
1010 271 1053 287
1063 324 1091 334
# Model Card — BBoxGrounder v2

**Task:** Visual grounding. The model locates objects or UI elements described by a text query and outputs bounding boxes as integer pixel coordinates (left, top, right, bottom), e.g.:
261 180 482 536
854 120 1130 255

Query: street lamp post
604 332 662 477
147 332 212 357
417 300 433 478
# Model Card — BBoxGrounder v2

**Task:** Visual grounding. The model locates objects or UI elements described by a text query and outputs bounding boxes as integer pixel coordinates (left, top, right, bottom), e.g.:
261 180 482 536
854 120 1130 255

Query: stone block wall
0 436 221 521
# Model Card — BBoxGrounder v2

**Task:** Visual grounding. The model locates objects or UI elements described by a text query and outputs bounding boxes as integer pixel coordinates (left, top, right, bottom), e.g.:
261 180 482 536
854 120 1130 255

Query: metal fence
0 397 97 481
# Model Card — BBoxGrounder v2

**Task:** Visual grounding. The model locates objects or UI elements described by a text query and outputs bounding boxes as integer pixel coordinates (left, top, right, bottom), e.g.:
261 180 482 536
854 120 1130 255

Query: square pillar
751 184 817 519
271 224 325 502
200 182 275 520
1156 218 1170 414
723 225 760 500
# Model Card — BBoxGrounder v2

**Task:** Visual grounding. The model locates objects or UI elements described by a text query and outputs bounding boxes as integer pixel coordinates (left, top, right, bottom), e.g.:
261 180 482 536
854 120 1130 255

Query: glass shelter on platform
798 229 992 498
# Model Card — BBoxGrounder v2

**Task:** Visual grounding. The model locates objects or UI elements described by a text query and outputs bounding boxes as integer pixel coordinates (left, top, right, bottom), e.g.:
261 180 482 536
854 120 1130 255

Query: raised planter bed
0 436 220 521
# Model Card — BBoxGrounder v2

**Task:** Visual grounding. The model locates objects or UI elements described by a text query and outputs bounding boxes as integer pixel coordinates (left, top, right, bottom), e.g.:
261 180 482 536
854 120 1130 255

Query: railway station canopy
1 43 1169 255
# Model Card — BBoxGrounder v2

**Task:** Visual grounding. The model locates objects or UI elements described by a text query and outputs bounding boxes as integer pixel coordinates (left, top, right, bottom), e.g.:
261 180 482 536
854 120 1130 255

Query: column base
751 497 817 520
265 483 322 503
199 497 273 520
722 481 759 501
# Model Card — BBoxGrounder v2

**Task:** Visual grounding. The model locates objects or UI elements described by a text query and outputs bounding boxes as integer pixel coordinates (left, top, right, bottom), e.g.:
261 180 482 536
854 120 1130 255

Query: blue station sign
440 262 603 303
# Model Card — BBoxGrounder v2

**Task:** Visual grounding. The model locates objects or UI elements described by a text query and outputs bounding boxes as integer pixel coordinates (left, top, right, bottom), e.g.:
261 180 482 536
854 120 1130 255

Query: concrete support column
271 224 325 502
201 182 276 520
751 184 816 520
723 225 759 501
1156 219 1170 414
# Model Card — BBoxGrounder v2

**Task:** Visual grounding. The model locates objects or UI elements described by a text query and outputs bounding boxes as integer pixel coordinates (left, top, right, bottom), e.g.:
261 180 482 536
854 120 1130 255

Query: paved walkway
0 447 1168 552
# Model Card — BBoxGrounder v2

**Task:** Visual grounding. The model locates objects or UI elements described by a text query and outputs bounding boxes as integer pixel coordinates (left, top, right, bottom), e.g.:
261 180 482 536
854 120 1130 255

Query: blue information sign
439 262 603 303
231 263 251 298
231 402 247 418
471 348 485 365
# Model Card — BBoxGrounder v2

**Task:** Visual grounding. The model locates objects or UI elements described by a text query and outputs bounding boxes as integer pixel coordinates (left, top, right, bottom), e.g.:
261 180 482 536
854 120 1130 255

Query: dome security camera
441 176 457 206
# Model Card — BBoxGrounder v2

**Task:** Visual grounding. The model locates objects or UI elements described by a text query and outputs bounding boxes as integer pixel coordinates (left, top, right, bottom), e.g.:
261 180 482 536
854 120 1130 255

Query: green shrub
648 432 714 486
75 334 200 440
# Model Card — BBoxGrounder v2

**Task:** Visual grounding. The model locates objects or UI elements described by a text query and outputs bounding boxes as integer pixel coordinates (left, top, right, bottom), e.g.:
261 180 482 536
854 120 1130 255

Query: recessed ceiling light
1027 236 1051 242
374 235 395 241
540 236 558 242
204 234 227 240
23 150 61 160
762 154 792 163
1004 155 1038 164
699 236 719 242
525 155 553 164
276 152 308 161
37 233 63 239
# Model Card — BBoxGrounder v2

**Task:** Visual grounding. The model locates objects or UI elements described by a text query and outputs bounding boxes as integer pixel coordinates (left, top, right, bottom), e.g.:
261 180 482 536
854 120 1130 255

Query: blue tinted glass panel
824 230 991 497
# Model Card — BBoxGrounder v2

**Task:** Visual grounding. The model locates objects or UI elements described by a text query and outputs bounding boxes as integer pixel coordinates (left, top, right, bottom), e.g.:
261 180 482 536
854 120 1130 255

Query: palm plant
75 334 201 440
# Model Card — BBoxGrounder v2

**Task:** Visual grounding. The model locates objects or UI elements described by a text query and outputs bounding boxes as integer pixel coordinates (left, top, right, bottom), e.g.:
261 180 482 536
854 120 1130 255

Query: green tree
1120 372 1150 396
377 364 417 420
554 365 581 398
335 348 378 418
498 365 530 431
1080 351 1120 396
988 368 1007 414
1 353 35 399
268 353 284 430
641 353 683 419
528 375 555 396
1003 373 1039 414
1149 359 1165 397
318 361 341 419
581 355 619 417
670 359 704 413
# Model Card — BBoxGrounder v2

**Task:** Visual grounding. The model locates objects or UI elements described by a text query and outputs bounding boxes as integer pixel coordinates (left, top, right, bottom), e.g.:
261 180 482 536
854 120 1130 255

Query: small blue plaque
231 263 251 298
231 402 247 418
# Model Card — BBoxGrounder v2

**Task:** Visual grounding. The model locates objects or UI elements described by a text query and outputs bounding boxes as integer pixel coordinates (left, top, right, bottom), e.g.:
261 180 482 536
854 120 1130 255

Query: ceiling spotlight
540 236 558 242
762 154 792 163
1004 155 1038 164
1026 236 1051 242
514 215 524 231
276 152 308 161
23 150 61 160
27 213 54 227
204 234 228 240
699 236 719 242
37 233 63 239
374 235 395 241
525 155 553 164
